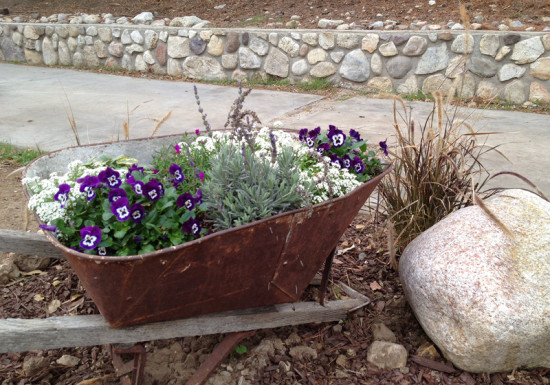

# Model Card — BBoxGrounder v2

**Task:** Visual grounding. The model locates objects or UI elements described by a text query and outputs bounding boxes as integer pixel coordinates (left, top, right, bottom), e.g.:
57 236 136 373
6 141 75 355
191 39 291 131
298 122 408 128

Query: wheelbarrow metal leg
110 343 146 385
319 247 336 306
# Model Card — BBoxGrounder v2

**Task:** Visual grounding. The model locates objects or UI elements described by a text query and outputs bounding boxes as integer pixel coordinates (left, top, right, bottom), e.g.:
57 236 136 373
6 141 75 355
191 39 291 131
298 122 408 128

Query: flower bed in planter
23 88 389 326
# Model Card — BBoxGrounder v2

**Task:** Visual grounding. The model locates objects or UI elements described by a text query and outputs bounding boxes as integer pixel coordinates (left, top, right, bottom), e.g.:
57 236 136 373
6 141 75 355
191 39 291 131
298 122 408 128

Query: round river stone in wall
386 56 412 79
339 49 369 82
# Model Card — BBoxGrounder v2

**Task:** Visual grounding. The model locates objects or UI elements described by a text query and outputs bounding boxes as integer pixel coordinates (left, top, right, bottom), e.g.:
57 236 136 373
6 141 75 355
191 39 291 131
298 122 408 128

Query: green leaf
139 244 156 254
114 229 127 239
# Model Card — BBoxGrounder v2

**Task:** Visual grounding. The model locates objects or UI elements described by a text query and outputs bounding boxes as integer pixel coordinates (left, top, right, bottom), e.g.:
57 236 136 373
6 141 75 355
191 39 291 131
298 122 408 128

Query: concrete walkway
1 62 548 196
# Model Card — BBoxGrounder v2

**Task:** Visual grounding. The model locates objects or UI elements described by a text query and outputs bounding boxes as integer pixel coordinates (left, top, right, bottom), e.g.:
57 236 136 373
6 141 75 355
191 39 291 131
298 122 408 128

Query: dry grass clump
378 92 501 268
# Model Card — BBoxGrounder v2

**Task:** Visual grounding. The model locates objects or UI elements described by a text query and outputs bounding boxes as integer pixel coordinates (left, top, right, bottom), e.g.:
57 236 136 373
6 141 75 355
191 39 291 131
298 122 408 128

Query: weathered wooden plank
0 229 64 258
0 299 363 353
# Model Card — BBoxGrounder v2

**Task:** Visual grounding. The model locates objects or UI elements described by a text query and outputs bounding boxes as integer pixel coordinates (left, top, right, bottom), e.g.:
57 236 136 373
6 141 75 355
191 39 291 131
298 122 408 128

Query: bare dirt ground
0 0 547 31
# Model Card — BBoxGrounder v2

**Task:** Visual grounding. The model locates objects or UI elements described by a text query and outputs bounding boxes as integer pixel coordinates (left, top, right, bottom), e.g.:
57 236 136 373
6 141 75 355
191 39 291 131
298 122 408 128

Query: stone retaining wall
1 22 550 105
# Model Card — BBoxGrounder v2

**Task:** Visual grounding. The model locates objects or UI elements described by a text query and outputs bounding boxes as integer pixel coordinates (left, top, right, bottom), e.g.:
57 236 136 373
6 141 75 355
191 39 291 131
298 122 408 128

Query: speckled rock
402 36 427 56
371 53 382 75
292 59 309 76
167 36 189 58
498 63 526 81
238 47 261 69
415 44 449 75
361 34 379 53
264 47 289 78
367 76 393 92
182 56 225 81
379 41 398 57
278 36 299 58
542 34 550 50
396 75 419 94
310 62 336 78
319 32 335 50
530 82 550 103
495 46 511 61
421 74 453 96
480 34 500 57
511 37 545 64
503 80 527 104
299 44 308 57
242 32 249 46
249 37 269 56
42 36 57 65
207 35 224 56
169 16 202 27
330 51 345 63
93 40 108 58
476 81 500 99
221 54 238 69
307 47 327 64
469 56 498 78
144 30 158 50
530 57 550 80
302 32 318 46
367 341 408 369
386 56 412 79
451 34 474 54
455 74 476 99
58 40 71 65
337 33 361 49
445 55 467 78
400 189 550 373
339 49 369 82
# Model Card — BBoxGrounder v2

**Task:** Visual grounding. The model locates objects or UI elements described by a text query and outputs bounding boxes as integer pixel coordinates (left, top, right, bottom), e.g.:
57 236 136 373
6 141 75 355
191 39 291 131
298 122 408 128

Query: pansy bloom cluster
25 125 386 256
36 158 206 257
298 125 383 184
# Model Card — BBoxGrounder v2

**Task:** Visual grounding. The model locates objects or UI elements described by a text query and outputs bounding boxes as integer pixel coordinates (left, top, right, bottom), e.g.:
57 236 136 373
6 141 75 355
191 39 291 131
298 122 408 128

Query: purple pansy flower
77 175 100 201
126 164 144 179
110 197 130 221
126 176 144 196
317 142 331 155
80 226 102 250
39 224 57 232
98 167 121 188
143 179 163 201
298 128 309 142
195 189 203 205
174 144 181 154
54 184 71 208
379 140 388 156
177 193 195 210
342 154 352 169
351 157 365 174
97 247 108 256
108 188 127 203
182 218 202 237
130 203 145 223
329 154 343 169
327 125 346 148
134 236 142 244
349 129 362 142
169 163 185 186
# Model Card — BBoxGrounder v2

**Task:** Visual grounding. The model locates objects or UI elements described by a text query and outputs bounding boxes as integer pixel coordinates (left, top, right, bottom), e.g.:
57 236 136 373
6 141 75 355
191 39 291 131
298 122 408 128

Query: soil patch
0 0 546 31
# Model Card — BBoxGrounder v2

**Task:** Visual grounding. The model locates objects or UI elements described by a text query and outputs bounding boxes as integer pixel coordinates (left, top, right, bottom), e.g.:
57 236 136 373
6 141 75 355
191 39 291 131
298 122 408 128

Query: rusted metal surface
24 135 391 328
185 331 256 385
319 248 336 306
